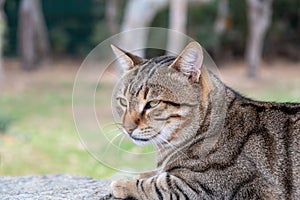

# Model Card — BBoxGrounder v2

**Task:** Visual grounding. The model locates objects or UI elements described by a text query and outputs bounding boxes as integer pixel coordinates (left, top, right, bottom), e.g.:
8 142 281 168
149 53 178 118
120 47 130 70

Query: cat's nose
123 113 140 134
124 125 137 135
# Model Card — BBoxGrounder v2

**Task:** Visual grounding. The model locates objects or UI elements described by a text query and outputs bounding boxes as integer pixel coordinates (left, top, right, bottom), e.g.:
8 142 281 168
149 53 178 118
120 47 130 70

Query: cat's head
112 42 210 147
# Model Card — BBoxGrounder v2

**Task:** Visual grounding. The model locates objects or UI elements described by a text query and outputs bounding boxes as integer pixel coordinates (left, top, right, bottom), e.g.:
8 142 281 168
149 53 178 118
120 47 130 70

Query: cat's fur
110 42 300 200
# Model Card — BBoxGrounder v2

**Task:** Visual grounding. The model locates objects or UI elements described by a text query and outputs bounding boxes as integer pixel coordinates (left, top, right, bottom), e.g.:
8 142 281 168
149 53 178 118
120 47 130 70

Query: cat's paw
110 179 136 199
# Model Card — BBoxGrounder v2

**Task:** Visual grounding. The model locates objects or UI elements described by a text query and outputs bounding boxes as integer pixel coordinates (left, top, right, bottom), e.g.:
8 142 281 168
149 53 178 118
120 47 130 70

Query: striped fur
110 42 300 199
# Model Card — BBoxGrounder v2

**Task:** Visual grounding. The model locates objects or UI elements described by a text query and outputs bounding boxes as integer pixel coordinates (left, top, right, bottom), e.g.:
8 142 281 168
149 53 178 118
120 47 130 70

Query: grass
239 83 300 103
0 114 12 133
0 61 299 179
0 80 115 178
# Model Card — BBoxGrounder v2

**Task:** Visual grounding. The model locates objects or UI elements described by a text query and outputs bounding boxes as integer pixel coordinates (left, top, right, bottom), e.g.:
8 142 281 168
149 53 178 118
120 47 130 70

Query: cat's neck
156 70 230 166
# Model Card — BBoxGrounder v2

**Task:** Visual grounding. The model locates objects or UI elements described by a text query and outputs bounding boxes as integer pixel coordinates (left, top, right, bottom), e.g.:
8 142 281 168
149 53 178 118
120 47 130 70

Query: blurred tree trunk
213 0 229 60
0 0 6 80
246 0 272 78
105 0 120 34
120 0 167 57
120 0 214 57
18 0 50 71
167 0 188 54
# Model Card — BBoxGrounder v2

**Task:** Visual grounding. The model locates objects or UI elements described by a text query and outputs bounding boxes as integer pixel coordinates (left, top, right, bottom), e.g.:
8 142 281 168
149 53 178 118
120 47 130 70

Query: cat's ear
111 44 145 71
170 41 204 83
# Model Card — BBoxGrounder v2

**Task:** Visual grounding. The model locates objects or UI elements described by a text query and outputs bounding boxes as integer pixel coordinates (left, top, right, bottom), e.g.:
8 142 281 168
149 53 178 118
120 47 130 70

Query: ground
0 58 299 178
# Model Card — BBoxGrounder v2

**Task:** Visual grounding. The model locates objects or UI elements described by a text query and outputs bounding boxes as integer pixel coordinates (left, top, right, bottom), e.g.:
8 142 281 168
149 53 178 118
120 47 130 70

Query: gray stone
0 174 115 200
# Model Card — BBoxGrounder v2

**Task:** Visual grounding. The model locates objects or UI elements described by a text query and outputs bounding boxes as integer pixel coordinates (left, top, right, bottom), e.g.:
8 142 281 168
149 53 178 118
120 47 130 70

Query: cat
109 41 300 200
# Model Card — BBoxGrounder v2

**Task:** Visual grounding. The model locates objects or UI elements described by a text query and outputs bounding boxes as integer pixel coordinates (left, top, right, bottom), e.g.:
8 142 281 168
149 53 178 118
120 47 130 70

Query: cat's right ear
111 44 145 71
170 41 204 83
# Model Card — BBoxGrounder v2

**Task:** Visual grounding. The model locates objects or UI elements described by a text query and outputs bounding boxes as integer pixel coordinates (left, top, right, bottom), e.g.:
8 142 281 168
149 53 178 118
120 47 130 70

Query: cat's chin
130 137 169 147
130 135 175 148
131 139 149 146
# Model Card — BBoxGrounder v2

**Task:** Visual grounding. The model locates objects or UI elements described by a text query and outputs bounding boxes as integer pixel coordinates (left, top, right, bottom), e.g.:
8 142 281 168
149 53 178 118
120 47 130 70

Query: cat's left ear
170 41 204 83
111 44 145 71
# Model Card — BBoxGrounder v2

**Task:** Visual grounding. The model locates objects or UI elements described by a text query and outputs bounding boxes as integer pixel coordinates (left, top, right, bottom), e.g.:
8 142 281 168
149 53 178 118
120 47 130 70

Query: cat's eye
118 98 127 107
148 100 160 108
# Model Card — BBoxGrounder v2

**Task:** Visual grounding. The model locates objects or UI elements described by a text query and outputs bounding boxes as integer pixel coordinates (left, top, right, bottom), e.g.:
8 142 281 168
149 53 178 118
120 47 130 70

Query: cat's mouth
122 125 173 146
130 133 159 142
122 128 161 145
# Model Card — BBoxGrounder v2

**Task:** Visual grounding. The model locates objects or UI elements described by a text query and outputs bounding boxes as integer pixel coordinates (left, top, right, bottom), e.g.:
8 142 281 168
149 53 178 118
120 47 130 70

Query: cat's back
241 99 300 132
236 97 300 199
237 97 300 156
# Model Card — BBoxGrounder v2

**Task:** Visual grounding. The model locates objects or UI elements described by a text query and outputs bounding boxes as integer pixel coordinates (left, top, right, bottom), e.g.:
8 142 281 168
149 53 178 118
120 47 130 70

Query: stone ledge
0 174 114 200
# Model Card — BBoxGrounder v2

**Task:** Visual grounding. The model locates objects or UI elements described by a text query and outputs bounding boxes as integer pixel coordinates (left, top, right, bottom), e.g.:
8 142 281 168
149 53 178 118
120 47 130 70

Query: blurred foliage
3 0 300 59
43 0 107 56
4 0 109 57
154 0 299 61
188 1 219 49
0 113 12 133
266 0 300 60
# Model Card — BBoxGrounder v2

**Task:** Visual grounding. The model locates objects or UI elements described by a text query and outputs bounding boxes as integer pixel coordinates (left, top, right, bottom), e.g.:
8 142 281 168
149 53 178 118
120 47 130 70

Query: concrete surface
0 174 115 200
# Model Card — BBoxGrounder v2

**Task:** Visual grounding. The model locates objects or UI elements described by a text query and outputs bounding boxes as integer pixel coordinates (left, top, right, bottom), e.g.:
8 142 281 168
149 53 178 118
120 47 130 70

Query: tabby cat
109 41 300 200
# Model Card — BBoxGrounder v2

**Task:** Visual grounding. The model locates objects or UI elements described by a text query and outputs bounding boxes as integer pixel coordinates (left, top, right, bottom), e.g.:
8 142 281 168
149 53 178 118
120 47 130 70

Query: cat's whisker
102 132 123 158
103 127 122 134
102 127 122 137
109 132 123 145
117 134 126 155
121 124 135 129
151 137 165 161
104 127 120 131
158 136 190 160
150 139 158 150
102 122 122 130
103 71 119 79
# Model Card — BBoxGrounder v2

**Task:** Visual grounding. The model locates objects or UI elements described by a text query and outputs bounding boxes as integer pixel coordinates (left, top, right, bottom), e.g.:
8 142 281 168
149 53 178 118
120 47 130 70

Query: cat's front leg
110 179 137 199
110 172 199 200
110 170 158 198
